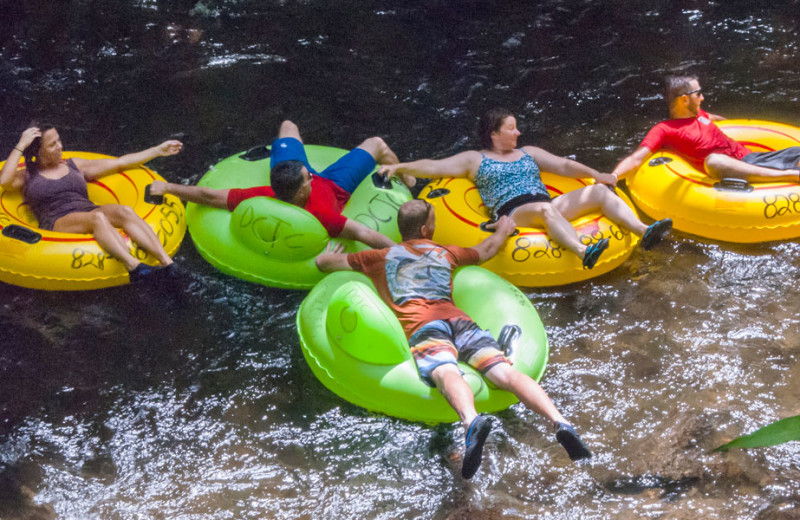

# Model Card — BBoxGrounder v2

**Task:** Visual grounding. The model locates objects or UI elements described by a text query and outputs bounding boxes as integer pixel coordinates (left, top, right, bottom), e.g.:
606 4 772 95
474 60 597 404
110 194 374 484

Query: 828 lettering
763 193 800 219
509 224 629 264
511 236 563 262
71 247 107 270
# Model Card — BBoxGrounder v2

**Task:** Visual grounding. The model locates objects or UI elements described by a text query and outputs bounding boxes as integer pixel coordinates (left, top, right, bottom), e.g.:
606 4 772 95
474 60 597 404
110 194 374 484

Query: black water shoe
128 263 157 283
641 218 672 250
555 422 592 461
462 415 493 479
582 238 610 269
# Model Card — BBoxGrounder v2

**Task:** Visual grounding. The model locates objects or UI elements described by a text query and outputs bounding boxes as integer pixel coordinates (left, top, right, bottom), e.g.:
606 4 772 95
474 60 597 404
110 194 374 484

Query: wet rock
756 498 800 520
621 349 660 379
0 464 55 520
596 411 775 501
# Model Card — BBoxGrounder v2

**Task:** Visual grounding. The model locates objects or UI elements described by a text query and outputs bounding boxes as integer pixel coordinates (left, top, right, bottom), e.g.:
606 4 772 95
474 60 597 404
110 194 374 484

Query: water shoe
641 218 672 250
555 422 592 461
582 238 610 269
462 415 493 479
128 263 157 283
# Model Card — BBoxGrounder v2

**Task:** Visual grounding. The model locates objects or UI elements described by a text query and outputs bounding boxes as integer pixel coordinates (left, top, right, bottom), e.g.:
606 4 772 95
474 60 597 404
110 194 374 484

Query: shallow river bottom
2 231 800 519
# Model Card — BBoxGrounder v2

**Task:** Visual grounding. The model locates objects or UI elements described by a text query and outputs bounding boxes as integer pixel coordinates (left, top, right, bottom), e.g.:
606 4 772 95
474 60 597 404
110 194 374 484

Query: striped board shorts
408 318 510 387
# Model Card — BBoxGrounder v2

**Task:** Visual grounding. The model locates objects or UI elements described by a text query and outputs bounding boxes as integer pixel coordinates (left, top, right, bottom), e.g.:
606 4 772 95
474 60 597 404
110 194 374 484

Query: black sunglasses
683 88 702 96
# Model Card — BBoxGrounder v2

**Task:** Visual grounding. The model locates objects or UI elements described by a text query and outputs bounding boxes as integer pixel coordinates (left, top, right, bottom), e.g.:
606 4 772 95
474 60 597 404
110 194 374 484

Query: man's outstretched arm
315 243 353 273
149 180 230 209
611 146 651 180
338 219 396 249
470 216 517 263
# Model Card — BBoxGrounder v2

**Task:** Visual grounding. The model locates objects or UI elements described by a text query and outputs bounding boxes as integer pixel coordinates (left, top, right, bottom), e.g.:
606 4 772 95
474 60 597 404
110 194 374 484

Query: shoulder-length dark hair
22 122 57 176
477 108 514 149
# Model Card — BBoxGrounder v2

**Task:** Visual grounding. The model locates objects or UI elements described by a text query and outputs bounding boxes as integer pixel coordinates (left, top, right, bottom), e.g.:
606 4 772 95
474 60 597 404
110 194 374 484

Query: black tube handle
713 178 753 192
2 225 42 244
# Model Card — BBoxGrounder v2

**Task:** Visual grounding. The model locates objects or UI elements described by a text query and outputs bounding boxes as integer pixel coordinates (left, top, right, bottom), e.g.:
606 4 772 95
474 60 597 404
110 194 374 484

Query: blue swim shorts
270 137 376 194
408 318 510 387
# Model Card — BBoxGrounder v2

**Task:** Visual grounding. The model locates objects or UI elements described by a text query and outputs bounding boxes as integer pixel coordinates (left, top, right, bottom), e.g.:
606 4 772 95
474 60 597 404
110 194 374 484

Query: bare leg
96 205 173 265
484 362 592 460
430 364 478 430
357 136 415 188
554 184 648 236
150 120 303 207
149 181 230 209
53 211 141 271
706 153 800 183
483 363 566 425
277 120 302 141
508 202 588 259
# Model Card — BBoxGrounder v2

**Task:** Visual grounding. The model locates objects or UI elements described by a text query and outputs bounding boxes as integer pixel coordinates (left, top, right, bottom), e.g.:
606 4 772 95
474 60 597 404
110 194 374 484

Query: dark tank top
24 159 99 230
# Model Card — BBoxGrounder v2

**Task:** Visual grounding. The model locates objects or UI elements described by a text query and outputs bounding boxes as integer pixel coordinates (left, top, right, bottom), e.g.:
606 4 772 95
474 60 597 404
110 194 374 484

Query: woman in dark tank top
0 124 183 282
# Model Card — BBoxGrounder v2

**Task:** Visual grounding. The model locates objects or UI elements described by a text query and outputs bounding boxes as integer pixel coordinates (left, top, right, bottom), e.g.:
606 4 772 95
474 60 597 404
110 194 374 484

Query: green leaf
715 415 800 452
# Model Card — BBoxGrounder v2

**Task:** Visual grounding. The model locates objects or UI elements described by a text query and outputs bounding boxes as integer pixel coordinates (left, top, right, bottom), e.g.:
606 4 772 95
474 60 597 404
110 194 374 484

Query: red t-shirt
226 176 350 237
639 109 751 170
347 239 480 338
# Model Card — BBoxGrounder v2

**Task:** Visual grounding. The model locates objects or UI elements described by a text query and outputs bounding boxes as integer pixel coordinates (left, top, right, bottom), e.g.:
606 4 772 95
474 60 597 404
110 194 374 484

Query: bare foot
399 173 416 189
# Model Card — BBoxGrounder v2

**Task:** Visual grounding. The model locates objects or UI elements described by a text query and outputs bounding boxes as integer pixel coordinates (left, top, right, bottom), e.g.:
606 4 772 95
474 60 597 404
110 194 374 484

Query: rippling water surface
2 1 800 518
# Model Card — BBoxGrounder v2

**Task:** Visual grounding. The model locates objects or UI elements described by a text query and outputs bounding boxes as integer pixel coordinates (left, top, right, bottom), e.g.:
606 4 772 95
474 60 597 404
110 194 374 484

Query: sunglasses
683 88 702 96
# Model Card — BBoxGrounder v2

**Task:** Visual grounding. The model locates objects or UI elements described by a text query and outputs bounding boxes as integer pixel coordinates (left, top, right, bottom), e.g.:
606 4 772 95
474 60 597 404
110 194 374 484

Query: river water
2 1 799 519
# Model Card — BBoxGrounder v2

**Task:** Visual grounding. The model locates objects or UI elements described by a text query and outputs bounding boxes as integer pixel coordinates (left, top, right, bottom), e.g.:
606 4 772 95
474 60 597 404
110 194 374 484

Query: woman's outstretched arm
74 140 183 180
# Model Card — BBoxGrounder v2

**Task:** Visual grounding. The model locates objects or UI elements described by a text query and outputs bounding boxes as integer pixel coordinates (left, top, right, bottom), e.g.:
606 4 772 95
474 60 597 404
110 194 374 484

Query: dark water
2 1 800 518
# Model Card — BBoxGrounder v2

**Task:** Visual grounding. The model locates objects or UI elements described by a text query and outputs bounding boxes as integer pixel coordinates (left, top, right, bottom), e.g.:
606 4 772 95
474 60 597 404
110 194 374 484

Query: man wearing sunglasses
611 75 800 182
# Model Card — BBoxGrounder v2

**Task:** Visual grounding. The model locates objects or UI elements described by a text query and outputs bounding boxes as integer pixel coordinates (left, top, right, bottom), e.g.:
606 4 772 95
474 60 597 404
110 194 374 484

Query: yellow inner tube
419 172 640 287
0 151 186 290
627 119 800 243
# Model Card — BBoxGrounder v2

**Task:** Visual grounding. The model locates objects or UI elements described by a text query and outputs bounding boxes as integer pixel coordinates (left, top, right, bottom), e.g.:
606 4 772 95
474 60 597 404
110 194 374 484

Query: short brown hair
397 199 432 240
270 160 306 202
665 75 698 106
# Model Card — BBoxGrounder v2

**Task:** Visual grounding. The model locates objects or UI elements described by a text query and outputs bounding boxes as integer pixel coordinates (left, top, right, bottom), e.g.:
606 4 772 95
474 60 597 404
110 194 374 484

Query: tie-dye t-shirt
347 239 480 338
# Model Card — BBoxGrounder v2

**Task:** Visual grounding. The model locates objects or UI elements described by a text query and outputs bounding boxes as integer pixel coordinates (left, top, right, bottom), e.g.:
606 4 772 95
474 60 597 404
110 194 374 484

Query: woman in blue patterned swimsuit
381 108 672 269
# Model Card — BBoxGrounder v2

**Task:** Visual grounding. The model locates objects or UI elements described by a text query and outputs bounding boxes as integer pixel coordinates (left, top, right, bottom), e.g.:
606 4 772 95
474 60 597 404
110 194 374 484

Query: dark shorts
407 318 510 387
39 200 101 231
741 147 800 170
496 192 552 218
270 137 376 194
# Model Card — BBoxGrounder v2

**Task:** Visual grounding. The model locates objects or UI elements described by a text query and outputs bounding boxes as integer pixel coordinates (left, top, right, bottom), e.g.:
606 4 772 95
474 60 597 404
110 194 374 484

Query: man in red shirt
316 199 592 479
149 120 414 249
612 75 800 183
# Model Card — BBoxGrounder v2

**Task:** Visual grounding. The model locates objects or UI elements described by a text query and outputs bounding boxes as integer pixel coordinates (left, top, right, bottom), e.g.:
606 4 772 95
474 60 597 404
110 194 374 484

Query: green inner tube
186 145 412 289
297 265 549 424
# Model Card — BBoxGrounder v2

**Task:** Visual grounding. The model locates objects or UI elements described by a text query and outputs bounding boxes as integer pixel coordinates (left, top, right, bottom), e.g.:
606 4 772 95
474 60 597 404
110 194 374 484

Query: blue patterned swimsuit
473 150 551 219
